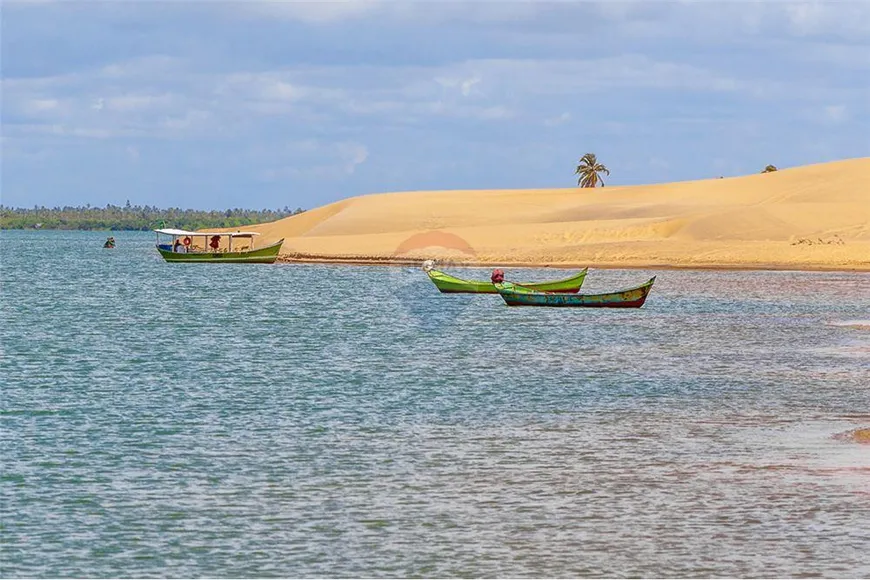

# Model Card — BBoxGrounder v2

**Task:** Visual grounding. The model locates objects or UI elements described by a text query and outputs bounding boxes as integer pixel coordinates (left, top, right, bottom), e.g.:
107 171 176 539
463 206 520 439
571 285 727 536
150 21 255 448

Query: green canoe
426 267 588 294
155 228 284 264
495 276 656 308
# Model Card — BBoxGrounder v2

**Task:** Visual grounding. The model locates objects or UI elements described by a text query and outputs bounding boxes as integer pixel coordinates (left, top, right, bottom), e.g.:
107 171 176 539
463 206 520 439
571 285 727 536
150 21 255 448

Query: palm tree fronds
575 153 609 188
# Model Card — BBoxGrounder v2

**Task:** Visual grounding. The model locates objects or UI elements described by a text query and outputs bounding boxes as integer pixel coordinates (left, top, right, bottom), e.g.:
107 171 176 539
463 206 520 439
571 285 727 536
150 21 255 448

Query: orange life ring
182 236 192 246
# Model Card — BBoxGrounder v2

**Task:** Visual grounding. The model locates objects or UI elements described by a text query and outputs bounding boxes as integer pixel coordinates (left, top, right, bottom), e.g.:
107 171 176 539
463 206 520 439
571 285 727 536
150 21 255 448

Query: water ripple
2 231 869 578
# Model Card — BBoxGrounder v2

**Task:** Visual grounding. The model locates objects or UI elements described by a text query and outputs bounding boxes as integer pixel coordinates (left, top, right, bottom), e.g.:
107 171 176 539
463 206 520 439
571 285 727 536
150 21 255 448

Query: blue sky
2 1 869 210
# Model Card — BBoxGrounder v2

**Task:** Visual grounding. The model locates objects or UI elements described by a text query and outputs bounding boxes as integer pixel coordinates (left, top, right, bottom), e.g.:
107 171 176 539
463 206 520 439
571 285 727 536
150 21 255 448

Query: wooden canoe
495 276 656 308
426 268 588 294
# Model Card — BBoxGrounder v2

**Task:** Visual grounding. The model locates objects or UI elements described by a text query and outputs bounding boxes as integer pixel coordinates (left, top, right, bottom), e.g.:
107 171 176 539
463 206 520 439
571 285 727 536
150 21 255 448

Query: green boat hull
427 268 587 294
495 276 656 308
157 239 284 263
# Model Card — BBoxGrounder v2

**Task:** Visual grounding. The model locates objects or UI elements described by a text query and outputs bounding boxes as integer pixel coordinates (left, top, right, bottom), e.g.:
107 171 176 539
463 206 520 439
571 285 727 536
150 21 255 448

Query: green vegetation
0 202 305 231
575 153 610 188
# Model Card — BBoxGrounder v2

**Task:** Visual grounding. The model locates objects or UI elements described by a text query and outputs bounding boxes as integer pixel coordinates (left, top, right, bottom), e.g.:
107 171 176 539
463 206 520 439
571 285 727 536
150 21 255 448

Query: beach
235 157 870 271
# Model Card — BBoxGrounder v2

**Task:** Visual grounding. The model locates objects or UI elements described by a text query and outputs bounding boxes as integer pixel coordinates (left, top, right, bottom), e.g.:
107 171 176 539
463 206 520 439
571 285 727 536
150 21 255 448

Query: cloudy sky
2 1 869 210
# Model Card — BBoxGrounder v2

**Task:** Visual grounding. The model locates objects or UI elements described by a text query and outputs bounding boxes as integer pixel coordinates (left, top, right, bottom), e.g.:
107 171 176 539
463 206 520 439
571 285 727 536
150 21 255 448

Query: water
2 230 869 578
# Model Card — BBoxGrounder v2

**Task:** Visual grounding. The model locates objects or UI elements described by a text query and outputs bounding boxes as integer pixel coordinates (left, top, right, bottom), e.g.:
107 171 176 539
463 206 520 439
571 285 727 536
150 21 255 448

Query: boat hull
427 268 587 294
157 239 284 263
496 277 656 308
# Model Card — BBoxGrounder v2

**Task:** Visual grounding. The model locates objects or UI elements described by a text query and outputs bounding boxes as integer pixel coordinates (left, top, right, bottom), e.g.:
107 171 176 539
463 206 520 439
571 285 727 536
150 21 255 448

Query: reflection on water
2 231 869 578
828 319 870 329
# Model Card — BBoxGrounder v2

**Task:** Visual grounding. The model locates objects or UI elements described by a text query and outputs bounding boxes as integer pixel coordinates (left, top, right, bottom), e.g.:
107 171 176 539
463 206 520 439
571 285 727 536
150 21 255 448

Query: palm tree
762 164 778 173
575 153 610 187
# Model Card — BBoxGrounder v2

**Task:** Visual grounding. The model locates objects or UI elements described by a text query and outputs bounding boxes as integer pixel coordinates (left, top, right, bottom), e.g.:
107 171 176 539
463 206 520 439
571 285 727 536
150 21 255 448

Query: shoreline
238 158 869 274
276 253 870 273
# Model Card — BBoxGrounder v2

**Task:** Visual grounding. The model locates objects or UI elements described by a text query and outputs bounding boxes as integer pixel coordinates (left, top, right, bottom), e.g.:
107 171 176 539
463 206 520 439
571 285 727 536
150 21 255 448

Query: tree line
0 202 305 231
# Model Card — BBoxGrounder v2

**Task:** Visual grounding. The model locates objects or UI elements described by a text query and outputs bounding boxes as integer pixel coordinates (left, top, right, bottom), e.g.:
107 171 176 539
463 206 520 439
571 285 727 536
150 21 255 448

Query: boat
154 228 284 263
103 236 115 249
425 264 588 294
495 276 656 308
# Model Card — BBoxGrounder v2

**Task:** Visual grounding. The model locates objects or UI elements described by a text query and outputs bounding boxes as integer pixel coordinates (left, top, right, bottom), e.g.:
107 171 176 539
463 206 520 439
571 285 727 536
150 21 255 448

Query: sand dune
241 157 870 270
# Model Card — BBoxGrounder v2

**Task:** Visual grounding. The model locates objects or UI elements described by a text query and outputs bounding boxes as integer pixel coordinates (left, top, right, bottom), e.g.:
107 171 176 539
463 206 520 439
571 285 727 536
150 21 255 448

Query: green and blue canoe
495 276 656 308
427 268 587 294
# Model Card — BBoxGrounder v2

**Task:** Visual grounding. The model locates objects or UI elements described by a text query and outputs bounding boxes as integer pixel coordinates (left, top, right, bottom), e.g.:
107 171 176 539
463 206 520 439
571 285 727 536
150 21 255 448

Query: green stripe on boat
494 277 656 308
426 267 587 294
154 228 284 264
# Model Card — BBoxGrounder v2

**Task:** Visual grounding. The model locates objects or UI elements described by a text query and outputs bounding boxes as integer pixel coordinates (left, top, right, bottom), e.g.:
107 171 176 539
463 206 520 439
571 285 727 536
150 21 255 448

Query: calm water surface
2 230 869 578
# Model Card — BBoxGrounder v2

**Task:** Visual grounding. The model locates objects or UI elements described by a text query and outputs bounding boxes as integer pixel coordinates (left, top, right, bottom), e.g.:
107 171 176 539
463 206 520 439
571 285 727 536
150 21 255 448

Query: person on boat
103 236 115 249
209 235 221 251
173 239 187 253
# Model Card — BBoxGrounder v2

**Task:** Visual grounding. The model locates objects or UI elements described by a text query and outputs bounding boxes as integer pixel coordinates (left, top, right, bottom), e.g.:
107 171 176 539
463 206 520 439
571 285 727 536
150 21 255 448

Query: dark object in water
103 237 116 249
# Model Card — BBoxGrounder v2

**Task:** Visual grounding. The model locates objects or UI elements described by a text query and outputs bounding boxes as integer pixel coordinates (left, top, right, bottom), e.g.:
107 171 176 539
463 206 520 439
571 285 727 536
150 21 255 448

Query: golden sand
239 157 870 270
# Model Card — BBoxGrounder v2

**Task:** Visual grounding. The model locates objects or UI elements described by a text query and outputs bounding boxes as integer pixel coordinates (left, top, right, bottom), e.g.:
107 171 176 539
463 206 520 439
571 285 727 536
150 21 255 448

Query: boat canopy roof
154 228 260 237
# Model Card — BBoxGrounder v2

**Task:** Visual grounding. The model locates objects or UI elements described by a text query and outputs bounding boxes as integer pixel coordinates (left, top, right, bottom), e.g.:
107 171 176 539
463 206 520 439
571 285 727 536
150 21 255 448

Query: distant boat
426 266 588 294
154 228 284 264
103 237 115 249
495 277 656 308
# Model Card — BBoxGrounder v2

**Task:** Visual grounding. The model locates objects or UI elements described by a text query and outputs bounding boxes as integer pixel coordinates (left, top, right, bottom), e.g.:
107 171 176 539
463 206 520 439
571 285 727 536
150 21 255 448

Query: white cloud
823 105 848 123
435 75 482 97
3 35 865 148
461 77 480 97
159 109 213 132
22 98 63 115
236 1 381 23
8 124 114 139
474 105 513 121
5 0 869 209
584 1 870 42
544 112 571 127
785 1 870 37
797 42 870 70
99 56 186 80
430 56 744 97
104 93 174 112
255 140 369 181
341 143 369 174
233 1 546 25
218 73 306 102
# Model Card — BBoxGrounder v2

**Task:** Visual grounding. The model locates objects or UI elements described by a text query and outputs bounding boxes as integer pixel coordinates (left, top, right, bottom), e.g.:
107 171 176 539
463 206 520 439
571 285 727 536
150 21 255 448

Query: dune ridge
240 157 870 271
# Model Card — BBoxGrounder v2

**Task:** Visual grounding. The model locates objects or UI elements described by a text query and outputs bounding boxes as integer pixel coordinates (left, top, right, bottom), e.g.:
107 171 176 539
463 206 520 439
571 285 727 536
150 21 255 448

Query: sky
2 1 869 210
